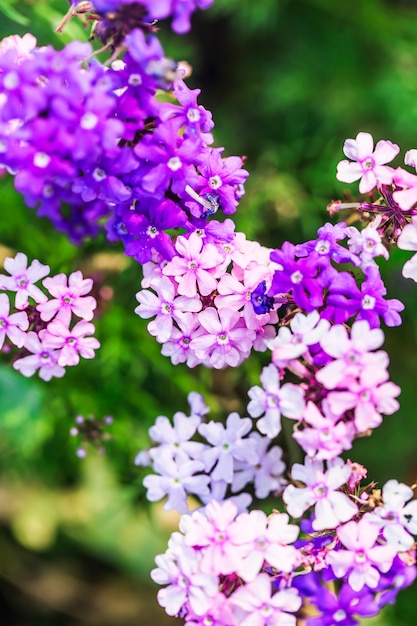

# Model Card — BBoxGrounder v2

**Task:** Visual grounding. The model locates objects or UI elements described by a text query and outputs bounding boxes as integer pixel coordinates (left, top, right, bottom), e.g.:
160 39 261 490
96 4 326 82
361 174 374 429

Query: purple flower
306 583 379 626
269 242 324 311
124 198 188 263
327 266 404 327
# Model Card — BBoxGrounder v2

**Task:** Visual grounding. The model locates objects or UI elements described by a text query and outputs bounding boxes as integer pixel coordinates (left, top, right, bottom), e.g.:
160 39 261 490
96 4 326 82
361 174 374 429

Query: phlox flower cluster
0 27 248 259
332 130 417 264
141 132 417 626
134 232 279 368
248 315 400 459
0 252 99 380
151 464 417 626
137 392 287 513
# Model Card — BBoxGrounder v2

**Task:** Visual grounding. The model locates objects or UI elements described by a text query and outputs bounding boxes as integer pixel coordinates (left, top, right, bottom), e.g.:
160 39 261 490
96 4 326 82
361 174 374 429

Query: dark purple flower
124 197 187 263
269 242 324 311
327 266 404 327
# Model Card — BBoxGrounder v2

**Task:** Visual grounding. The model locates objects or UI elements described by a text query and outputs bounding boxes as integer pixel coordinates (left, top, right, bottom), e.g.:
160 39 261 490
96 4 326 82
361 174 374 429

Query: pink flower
42 319 100 366
0 253 49 309
293 401 356 460
317 320 386 389
231 510 299 581
327 518 397 591
336 132 399 193
13 331 65 381
327 367 400 433
184 500 244 575
229 573 301 626
0 292 28 349
163 233 223 297
39 271 96 325
191 307 255 369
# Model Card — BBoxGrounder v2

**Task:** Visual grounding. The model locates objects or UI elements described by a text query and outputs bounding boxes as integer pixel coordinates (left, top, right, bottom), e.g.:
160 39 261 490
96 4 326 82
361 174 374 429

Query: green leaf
0 1 29 25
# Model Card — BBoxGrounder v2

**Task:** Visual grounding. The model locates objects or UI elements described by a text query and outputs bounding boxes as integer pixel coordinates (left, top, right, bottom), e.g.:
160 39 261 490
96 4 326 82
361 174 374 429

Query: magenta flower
336 132 399 193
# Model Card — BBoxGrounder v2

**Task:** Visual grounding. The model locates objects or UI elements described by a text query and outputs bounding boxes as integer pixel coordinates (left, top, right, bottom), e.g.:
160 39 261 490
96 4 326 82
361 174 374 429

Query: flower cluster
137 392 286 513
134 232 279 368
332 130 417 251
141 131 417 626
151 468 417 626
0 29 247 258
0 252 99 380
2 7 417 626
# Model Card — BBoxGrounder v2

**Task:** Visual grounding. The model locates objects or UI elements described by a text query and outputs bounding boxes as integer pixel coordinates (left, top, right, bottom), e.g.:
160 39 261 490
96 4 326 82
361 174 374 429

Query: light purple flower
336 132 399 193
0 292 28 349
247 363 305 438
327 518 397 591
135 275 201 343
0 252 49 309
143 449 210 513
13 331 65 381
365 479 417 551
283 457 358 531
198 412 258 484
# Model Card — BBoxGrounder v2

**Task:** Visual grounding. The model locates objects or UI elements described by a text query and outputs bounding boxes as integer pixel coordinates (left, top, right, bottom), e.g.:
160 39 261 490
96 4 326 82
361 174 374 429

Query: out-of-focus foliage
1 0 417 624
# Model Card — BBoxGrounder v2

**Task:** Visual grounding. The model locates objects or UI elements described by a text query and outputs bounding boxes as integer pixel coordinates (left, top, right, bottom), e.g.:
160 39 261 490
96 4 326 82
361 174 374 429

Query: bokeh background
0 0 417 623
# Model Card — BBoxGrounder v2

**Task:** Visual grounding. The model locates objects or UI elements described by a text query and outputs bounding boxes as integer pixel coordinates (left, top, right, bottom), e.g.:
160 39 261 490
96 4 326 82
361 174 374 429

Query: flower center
362 294 376 310
291 270 303 284
209 175 222 189
4 71 19 90
315 240 330 255
34 152 51 169
362 157 374 170
93 168 107 181
333 609 347 622
80 112 98 130
187 107 200 122
167 156 182 171
128 73 142 86
146 225 159 238
217 332 228 344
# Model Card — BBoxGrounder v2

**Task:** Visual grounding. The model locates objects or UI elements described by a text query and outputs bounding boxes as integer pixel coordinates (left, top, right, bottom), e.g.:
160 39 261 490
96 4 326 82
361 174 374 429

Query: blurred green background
0 0 417 624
